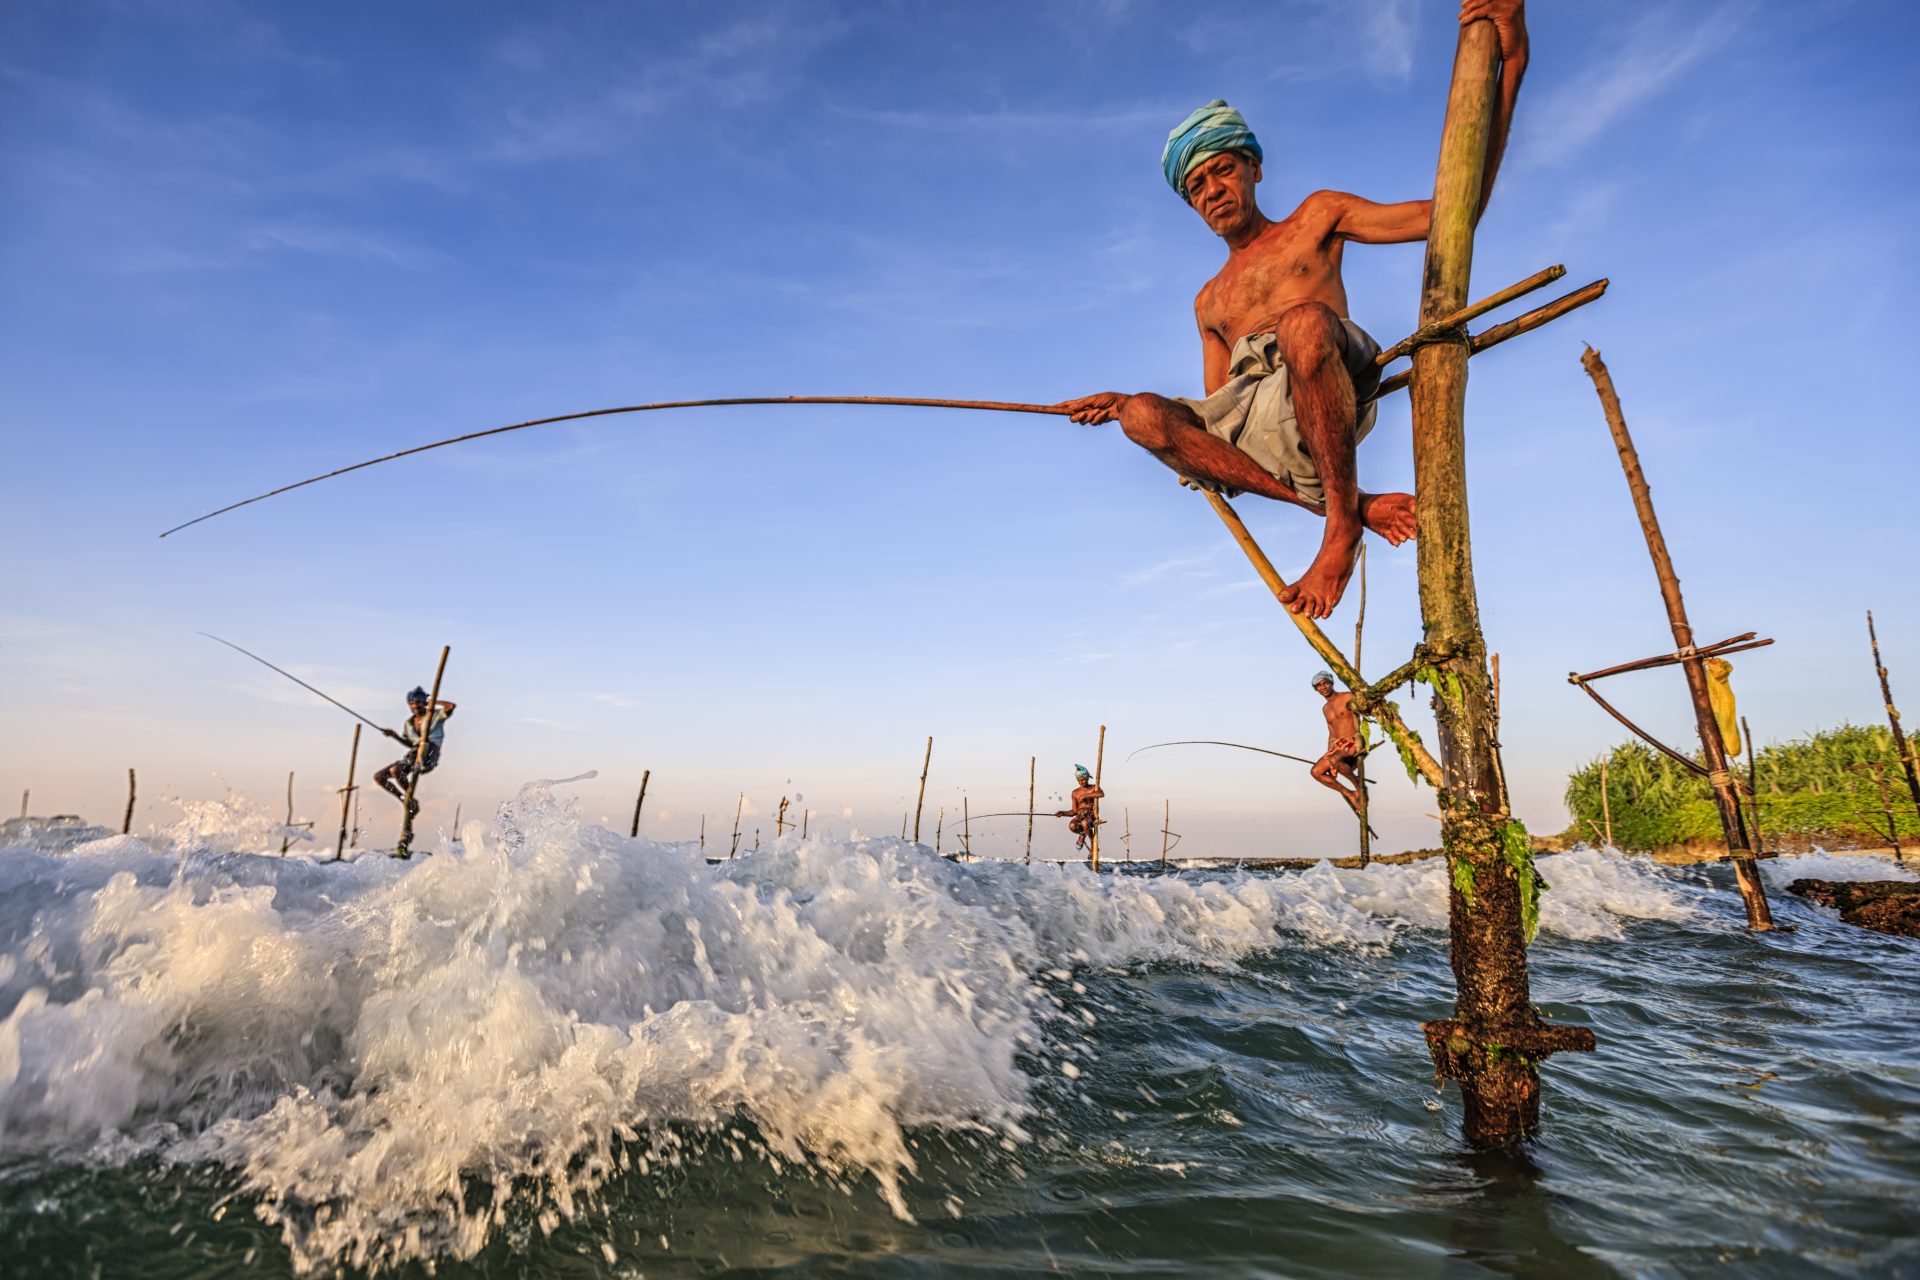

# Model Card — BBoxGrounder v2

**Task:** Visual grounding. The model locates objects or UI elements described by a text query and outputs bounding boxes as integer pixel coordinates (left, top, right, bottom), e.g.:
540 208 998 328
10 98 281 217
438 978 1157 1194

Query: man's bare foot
1280 520 1362 619
1359 492 1417 545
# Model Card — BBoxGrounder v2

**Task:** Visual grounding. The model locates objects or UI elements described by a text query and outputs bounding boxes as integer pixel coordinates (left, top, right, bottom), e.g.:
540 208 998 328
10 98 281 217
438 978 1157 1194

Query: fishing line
162 396 1068 536
200 632 394 734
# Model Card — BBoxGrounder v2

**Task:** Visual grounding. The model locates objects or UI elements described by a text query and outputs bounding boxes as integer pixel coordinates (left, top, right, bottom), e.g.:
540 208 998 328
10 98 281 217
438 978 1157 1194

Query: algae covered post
1409 15 1593 1147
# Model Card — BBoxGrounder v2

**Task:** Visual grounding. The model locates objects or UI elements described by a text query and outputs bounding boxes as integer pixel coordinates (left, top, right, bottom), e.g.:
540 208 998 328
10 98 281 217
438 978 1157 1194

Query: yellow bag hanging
1706 657 1739 756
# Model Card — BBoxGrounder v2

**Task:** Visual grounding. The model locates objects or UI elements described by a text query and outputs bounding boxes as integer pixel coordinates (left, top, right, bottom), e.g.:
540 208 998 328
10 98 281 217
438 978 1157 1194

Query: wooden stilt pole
1161 799 1170 868
1600 755 1613 848
18 791 26 820
1742 717 1766 856
281 770 296 855
935 807 943 854
1868 611 1920 823
699 814 706 851
1354 545 1371 868
1581 349 1774 930
913 736 933 843
335 724 360 861
730 792 744 858
776 795 791 840
962 796 971 857
1411 18 1594 1148
1026 756 1035 865
629 769 651 839
394 645 450 859
123 768 136 835
1122 807 1131 861
1089 724 1106 871
351 787 361 848
802 808 810 839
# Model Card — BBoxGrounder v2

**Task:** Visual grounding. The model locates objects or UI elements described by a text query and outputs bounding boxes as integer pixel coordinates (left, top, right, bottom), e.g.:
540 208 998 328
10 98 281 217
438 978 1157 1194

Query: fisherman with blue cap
375 685 458 817
1055 0 1529 622
1053 763 1105 852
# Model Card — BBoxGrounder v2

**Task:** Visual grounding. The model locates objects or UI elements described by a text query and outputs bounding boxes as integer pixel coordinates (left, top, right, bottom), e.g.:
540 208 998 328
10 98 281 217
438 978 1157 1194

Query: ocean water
0 782 1915 1278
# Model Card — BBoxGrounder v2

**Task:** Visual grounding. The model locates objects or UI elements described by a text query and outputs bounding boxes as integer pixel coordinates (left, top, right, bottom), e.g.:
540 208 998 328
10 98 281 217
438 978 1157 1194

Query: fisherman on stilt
375 686 456 817
1054 0 1528 620
1054 764 1104 851
1309 671 1366 816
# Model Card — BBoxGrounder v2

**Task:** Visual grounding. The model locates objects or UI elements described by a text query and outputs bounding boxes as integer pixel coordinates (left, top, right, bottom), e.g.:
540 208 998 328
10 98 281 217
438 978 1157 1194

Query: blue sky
3 0 1917 857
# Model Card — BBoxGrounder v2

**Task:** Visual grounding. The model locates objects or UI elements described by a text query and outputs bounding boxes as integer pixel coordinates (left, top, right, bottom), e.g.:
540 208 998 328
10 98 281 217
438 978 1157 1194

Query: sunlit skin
1310 676 1364 814
1056 0 1528 620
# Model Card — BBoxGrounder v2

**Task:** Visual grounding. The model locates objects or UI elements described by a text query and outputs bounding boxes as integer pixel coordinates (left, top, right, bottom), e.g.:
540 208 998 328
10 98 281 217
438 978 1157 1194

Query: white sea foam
1757 848 1920 885
0 784 1695 1272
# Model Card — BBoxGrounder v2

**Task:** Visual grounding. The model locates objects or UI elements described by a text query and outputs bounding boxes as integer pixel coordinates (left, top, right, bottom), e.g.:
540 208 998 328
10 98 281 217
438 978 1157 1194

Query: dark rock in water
1788 878 1920 938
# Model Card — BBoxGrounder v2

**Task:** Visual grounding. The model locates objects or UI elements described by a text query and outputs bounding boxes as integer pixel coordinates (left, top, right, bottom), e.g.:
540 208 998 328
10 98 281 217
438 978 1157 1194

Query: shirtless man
375 686 456 818
1310 672 1364 815
1053 764 1104 851
1055 0 1528 619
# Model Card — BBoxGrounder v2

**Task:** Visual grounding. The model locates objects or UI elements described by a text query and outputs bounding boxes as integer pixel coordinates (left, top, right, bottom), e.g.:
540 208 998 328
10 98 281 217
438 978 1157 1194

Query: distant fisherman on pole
375 687 456 817
1054 0 1528 619
1054 764 1104 852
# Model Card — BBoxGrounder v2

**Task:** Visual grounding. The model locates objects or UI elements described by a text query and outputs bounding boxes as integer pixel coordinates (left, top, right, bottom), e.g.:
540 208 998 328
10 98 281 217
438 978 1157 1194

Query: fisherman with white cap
1055 0 1529 622
1310 671 1364 816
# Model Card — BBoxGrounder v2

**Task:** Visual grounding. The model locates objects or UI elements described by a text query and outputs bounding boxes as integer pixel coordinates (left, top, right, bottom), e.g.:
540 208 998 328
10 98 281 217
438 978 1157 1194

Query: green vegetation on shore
1563 724 1920 851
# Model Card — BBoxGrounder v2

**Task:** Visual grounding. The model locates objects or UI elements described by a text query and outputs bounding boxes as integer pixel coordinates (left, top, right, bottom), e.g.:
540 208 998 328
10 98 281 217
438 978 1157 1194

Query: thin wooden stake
913 736 933 843
1123 806 1131 861
351 786 361 848
1161 799 1170 867
730 792 744 859
1089 724 1107 871
962 796 972 857
1600 754 1613 848
802 808 810 839
1742 716 1765 857
1868 611 1920 823
1354 544 1371 868
1026 756 1035 865
281 770 296 855
1410 17 1595 1147
395 645 450 859
935 806 943 855
699 814 706 850
123 768 136 836
335 724 361 861
1582 348 1773 930
18 791 26 820
629 769 651 839
775 795 790 840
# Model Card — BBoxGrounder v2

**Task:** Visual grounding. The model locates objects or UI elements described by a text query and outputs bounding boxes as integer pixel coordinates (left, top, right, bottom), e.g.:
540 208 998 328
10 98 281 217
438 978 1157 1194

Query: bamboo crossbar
1569 633 1772 685
1203 491 1443 788
1571 680 1709 777
1374 279 1609 400
1373 264 1566 367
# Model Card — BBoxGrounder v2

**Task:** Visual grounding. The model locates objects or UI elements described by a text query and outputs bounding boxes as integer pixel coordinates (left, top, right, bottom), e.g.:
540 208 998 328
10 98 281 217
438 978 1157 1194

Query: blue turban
1162 99 1262 198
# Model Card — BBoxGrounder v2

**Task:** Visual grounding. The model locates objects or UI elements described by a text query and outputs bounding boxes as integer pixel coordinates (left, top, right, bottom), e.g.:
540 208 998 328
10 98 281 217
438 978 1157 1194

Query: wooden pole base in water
1410 17 1594 1147
335 724 360 862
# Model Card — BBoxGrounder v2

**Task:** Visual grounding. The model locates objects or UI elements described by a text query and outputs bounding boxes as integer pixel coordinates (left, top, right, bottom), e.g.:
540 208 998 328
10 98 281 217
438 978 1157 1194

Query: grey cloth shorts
1174 318 1381 508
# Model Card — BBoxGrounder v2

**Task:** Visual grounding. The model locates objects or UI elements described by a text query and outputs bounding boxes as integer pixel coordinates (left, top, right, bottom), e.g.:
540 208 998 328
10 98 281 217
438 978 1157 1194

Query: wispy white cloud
1516 2 1754 167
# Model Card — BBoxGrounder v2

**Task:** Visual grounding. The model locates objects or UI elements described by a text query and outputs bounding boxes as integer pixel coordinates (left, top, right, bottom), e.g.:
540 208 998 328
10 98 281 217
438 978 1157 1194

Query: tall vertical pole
802 809 810 839
1353 546 1371 867
1123 807 1131 861
18 791 26 821
1412 16 1593 1148
962 796 971 857
123 769 137 835
281 771 296 855
1742 717 1765 857
1581 350 1773 929
1868 612 1920 821
1161 799 1170 868
1026 756 1035 865
335 724 361 861
352 787 361 848
1600 755 1613 847
395 645 450 859
629 769 651 839
699 814 706 851
1089 724 1107 871
913 737 933 843
730 792 744 858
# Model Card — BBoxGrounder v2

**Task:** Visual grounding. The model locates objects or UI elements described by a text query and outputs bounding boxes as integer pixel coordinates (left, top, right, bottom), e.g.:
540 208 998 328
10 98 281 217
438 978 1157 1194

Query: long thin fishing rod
200 633 393 734
1126 739 1332 768
162 396 1067 537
